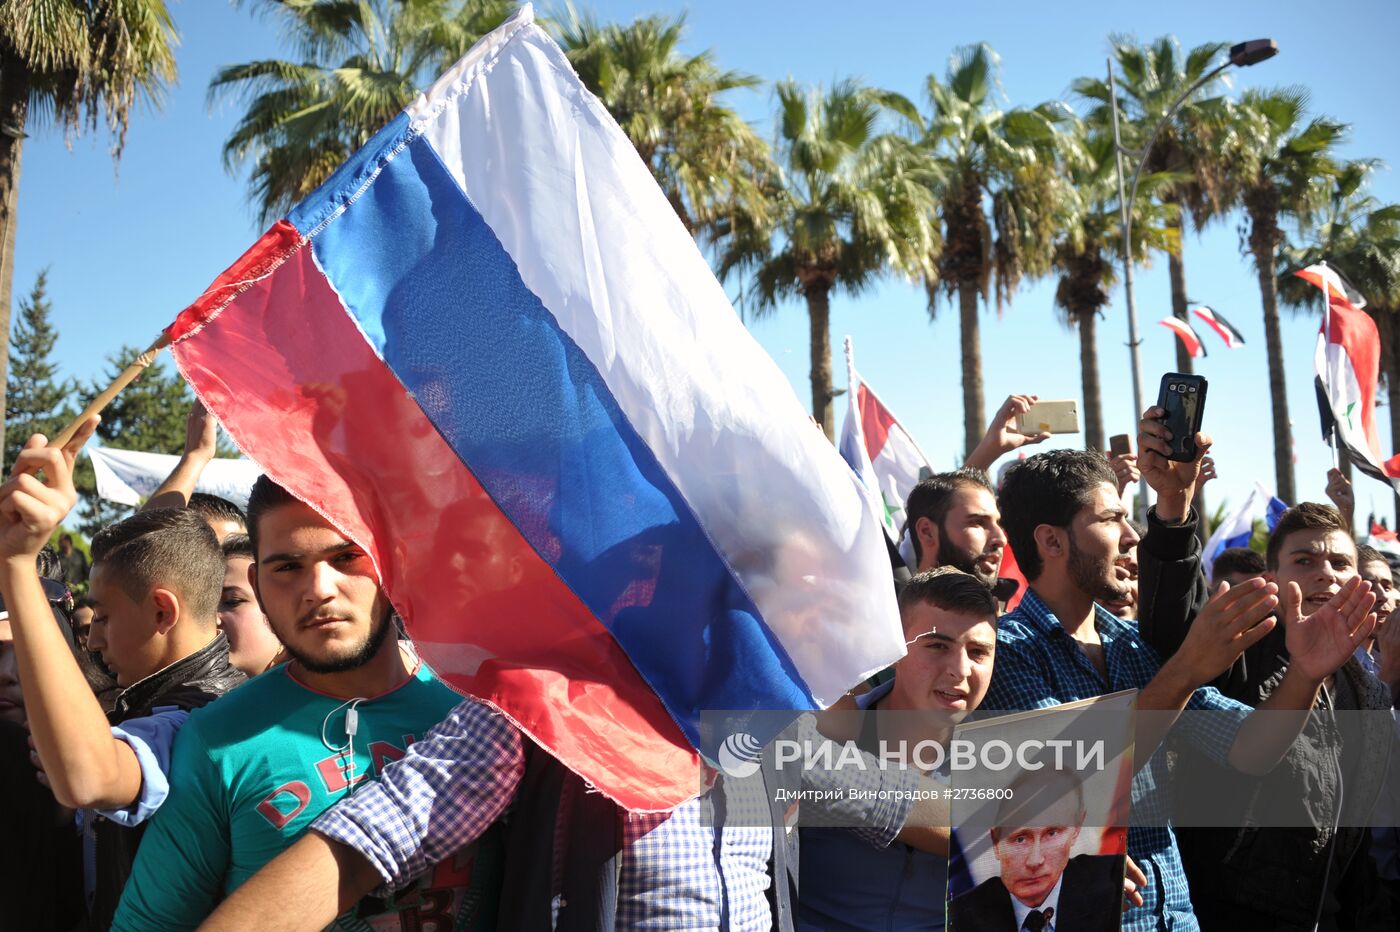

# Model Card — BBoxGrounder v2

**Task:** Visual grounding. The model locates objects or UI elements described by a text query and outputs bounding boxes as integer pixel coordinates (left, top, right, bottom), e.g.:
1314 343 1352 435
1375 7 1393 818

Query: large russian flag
166 6 903 810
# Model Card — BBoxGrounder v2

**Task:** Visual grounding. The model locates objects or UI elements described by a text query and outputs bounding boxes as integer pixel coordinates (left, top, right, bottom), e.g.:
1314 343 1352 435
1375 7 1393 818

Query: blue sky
15 0 1400 523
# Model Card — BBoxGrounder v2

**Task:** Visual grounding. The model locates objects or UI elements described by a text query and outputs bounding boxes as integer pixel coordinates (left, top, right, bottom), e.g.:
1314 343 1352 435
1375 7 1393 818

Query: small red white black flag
1192 306 1246 349
1158 316 1207 358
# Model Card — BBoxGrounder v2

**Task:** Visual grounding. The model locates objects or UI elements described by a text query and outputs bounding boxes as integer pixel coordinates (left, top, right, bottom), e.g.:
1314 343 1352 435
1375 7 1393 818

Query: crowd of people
0 389 1395 932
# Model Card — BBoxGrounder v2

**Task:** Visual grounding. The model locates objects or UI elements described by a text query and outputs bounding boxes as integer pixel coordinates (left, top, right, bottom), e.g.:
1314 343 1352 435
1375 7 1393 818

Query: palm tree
923 44 1072 456
716 80 939 441
1076 36 1238 376
212 0 516 224
555 11 773 243
1051 126 1178 451
0 0 178 451
1233 88 1346 505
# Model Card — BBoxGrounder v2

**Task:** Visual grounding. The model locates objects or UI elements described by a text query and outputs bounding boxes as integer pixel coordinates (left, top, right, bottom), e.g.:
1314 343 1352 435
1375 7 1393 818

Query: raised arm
965 394 1051 472
0 419 143 809
143 401 218 512
1226 576 1376 775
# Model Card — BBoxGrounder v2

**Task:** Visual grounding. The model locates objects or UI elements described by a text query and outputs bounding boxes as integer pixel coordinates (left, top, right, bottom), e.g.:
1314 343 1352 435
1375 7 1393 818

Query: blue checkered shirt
317 698 892 929
981 589 1251 932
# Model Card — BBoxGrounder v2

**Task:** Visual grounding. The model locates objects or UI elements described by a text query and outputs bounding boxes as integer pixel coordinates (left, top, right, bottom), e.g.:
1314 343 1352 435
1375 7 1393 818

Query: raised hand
1283 576 1376 684
1324 468 1355 529
0 417 99 562
1199 456 1217 487
1173 577 1280 686
184 400 219 461
1137 405 1212 522
1108 453 1140 497
966 394 1051 471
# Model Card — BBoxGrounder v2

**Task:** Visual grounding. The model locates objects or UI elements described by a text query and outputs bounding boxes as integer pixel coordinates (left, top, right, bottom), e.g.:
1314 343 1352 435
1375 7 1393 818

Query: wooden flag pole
50 332 172 448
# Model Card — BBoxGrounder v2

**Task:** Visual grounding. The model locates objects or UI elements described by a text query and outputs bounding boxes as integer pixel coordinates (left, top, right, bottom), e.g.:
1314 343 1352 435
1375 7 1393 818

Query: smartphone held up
1155 373 1207 462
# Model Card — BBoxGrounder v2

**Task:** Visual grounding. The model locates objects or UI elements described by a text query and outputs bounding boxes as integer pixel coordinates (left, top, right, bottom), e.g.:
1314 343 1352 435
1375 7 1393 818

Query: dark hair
245 475 300 557
74 597 96 612
997 450 1118 581
36 545 63 582
903 468 994 564
1265 502 1353 570
898 566 998 622
90 509 223 623
188 493 247 532
221 532 254 561
1212 547 1265 581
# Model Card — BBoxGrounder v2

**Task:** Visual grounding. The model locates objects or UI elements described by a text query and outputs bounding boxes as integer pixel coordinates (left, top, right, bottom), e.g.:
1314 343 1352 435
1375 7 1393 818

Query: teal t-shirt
112 661 494 931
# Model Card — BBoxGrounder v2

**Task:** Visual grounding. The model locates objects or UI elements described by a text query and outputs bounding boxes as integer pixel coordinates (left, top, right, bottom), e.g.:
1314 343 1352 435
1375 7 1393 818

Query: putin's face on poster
989 791 1082 908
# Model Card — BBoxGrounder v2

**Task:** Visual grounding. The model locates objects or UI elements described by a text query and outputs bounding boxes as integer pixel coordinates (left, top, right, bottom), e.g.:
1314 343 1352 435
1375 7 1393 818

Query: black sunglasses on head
0 578 73 615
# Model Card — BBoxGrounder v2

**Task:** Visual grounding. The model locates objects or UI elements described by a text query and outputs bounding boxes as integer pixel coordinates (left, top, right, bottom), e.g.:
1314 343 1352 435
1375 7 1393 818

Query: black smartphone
1156 373 1207 462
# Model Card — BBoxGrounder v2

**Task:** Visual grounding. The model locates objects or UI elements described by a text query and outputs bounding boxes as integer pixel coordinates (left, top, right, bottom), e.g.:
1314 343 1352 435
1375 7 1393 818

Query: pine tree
5 270 74 469
72 345 196 537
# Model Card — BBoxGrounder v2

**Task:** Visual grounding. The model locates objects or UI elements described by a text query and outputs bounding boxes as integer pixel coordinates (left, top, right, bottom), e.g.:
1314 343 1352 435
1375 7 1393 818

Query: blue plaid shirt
981 589 1251 932
313 699 782 929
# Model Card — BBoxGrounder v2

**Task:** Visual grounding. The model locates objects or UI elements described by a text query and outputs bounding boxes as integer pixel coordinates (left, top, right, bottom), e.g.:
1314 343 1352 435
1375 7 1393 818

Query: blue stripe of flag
297 133 815 754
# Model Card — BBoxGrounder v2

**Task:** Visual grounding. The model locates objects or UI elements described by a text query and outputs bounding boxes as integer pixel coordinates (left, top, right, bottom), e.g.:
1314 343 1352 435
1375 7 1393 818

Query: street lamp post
1107 39 1277 515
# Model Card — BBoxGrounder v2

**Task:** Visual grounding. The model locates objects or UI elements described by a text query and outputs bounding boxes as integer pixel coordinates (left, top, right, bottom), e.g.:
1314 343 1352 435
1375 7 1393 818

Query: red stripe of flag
1158 317 1206 358
1191 306 1245 349
857 383 896 464
171 242 699 810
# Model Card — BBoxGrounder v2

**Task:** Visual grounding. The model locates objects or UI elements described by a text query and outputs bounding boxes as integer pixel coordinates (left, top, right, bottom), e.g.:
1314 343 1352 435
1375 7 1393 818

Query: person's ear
1033 524 1065 564
150 587 181 636
915 517 939 563
248 562 270 616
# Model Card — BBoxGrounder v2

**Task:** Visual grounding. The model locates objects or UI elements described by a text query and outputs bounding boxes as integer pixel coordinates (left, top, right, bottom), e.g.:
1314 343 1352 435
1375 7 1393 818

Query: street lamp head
1229 39 1278 67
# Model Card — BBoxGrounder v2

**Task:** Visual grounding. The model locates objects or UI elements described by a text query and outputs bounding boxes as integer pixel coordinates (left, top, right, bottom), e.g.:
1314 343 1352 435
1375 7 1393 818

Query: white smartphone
1016 400 1080 435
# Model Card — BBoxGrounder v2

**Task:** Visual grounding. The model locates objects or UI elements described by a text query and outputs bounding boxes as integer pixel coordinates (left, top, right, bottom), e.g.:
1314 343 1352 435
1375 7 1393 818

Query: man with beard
902 468 1006 588
982 449 1378 932
112 476 519 931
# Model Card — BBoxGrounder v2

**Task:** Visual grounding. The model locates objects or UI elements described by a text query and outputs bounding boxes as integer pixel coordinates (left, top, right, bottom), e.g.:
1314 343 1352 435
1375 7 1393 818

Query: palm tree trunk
1254 244 1296 505
0 50 28 460
958 282 984 458
1166 223 1193 375
1078 311 1104 451
805 283 834 441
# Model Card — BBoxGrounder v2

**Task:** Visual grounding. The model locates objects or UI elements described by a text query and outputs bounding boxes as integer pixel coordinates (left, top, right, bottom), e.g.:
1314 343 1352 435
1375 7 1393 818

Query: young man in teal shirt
113 476 522 931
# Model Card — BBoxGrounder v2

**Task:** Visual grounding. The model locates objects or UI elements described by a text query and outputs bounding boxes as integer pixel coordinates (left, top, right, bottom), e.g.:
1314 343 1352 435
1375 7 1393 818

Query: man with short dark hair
1166 502 1396 931
187 492 247 543
1211 547 1265 589
0 420 244 928
56 532 89 587
799 568 998 930
903 469 1006 587
985 447 1376 932
113 474 516 930
216 533 284 676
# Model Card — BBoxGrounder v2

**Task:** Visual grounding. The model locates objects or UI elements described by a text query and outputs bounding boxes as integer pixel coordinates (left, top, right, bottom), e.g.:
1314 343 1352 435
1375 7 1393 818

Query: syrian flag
839 337 933 544
1192 306 1246 349
1366 522 1400 559
1158 316 1207 358
1297 263 1400 493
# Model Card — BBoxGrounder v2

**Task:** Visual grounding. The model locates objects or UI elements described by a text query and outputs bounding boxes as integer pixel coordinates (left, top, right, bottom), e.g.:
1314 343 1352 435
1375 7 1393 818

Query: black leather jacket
1137 508 1395 931
89 634 244 929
